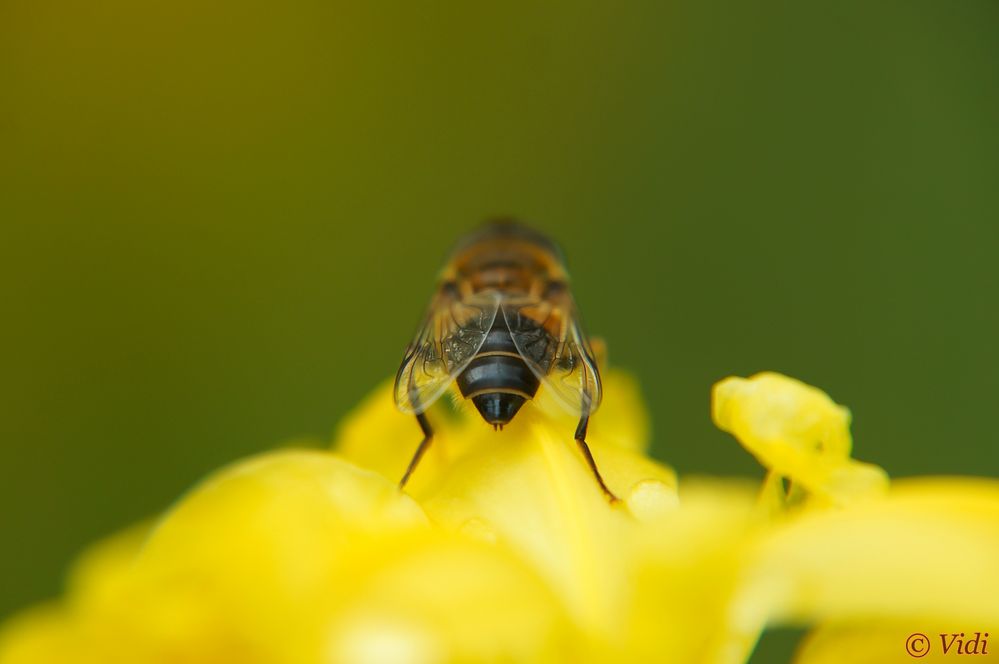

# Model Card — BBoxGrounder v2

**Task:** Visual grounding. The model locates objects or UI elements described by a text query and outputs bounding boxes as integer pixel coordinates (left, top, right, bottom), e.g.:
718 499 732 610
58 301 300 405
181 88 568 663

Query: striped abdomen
456 316 540 427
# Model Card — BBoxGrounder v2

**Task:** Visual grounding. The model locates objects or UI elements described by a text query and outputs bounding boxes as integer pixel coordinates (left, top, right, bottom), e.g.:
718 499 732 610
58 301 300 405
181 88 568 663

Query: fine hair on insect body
393 220 617 502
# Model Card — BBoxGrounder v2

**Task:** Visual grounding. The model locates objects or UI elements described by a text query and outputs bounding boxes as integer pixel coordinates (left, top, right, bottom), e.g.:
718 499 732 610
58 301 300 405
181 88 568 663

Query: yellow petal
712 372 888 506
1 450 578 664
143 448 574 661
1 451 431 663
331 378 476 496
15 369 993 664
326 533 575 664
731 478 999 640
421 411 675 632
712 372 851 458
0 522 152 664
334 370 688 658
533 369 653 455
622 479 765 663
0 605 74 664
131 450 430 662
333 368 654 499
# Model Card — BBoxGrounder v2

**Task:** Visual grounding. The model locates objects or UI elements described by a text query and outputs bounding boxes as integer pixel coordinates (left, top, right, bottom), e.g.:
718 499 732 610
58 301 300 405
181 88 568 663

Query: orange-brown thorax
442 233 568 300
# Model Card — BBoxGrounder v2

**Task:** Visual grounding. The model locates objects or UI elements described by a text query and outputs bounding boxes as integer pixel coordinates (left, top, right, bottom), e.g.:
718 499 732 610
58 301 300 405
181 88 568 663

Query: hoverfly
394 221 618 502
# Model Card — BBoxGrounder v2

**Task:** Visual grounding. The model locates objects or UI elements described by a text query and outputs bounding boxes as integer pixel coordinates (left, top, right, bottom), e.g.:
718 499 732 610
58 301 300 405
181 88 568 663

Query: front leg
574 413 620 503
399 412 434 489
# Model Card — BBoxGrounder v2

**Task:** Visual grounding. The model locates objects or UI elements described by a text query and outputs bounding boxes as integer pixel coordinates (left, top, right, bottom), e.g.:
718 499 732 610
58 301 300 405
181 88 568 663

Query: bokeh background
2 1 998 658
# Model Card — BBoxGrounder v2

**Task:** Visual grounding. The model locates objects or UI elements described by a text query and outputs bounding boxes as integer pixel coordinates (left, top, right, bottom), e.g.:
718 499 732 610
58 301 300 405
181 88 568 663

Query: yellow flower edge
712 372 889 508
1 369 998 663
0 451 575 664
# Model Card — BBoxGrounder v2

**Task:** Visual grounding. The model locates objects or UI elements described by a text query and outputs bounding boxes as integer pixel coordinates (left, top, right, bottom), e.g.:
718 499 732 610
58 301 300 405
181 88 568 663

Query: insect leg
574 414 620 503
399 412 433 489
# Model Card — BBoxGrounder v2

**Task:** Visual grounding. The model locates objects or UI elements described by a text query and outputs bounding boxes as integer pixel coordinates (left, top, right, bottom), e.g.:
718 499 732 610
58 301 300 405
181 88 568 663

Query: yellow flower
711 373 888 510
2 370 998 663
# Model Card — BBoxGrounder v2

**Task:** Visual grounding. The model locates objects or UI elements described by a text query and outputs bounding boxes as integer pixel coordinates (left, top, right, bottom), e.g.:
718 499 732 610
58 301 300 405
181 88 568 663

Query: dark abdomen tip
471 392 527 426
456 316 542 427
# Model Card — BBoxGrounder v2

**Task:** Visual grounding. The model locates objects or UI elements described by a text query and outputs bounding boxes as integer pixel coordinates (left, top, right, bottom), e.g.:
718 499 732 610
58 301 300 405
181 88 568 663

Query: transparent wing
394 288 501 414
502 290 602 416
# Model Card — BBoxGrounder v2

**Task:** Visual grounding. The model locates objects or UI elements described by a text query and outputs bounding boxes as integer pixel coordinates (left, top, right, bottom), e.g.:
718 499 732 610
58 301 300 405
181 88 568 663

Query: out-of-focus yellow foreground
2 371 997 663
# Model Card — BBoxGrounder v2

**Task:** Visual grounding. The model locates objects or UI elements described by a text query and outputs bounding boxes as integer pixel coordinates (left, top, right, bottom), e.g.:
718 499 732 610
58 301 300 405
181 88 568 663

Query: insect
394 221 618 502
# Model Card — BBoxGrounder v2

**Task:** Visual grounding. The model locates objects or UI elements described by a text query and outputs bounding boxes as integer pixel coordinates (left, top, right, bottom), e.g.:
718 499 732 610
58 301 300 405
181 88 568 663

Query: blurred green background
2 1 997 652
